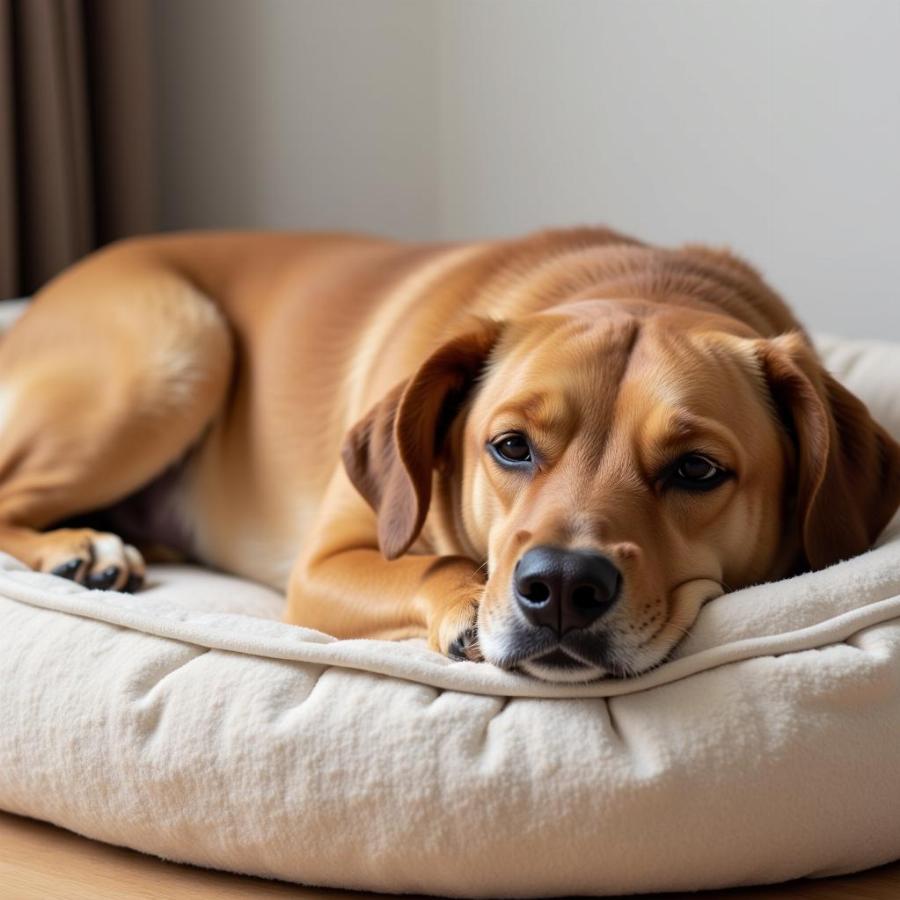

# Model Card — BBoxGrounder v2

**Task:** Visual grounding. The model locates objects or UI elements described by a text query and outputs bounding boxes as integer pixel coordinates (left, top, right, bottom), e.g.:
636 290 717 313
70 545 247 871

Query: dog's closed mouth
493 624 623 681
531 648 584 668
516 642 609 683
524 641 606 677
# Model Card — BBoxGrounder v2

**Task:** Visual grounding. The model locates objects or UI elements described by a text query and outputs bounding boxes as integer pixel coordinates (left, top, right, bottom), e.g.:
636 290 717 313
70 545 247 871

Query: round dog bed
2 333 900 898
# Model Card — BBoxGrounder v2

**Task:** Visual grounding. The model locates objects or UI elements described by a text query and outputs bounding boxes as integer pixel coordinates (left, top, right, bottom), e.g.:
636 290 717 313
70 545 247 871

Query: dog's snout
513 546 621 633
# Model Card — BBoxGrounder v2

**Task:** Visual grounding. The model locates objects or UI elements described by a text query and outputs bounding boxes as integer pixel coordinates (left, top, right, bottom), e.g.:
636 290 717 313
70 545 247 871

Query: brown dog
0 227 898 682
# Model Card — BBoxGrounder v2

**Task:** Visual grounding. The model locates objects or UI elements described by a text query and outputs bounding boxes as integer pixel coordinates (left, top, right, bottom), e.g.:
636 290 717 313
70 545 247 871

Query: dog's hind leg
0 250 233 590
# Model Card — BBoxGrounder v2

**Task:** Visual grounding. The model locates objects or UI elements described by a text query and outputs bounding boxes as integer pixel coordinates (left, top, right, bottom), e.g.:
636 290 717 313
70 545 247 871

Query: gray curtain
0 0 157 299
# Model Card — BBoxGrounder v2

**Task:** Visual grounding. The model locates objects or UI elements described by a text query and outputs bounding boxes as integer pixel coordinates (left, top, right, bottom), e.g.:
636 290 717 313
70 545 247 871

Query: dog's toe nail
51 558 83 580
123 572 144 593
88 565 120 590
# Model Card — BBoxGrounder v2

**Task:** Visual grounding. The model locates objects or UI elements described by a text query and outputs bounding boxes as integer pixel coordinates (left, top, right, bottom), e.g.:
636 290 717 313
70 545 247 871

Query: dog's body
1 227 898 681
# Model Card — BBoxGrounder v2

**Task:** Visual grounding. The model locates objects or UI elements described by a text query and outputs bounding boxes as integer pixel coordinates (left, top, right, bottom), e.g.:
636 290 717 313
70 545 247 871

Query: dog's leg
286 484 484 659
0 265 232 590
288 550 484 659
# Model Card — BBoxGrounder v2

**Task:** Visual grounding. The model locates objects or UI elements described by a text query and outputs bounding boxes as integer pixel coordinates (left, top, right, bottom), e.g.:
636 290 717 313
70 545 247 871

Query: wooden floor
1 811 899 900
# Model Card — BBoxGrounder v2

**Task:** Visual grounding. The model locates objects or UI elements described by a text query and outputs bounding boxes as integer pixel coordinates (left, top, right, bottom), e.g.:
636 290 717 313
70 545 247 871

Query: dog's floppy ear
342 320 503 560
756 332 900 571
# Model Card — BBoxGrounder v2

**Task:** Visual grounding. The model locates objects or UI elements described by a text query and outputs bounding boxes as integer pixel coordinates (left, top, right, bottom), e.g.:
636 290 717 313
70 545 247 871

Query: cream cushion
1 330 900 897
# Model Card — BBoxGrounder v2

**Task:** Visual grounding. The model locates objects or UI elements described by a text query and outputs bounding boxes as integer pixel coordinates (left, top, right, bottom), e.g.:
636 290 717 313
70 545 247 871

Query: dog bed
2 325 900 898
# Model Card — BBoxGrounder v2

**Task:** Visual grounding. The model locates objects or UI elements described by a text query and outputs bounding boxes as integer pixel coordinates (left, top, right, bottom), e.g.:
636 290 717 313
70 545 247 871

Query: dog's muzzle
504 546 621 677
514 546 621 631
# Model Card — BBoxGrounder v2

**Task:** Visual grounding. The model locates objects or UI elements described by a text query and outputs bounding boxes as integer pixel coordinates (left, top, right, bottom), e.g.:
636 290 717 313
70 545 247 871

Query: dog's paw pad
51 558 85 581
448 626 482 662
87 565 121 591
123 571 145 593
40 529 146 593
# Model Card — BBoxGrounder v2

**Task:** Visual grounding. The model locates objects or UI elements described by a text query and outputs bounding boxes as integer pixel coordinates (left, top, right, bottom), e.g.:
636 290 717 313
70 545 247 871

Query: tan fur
0 227 897 680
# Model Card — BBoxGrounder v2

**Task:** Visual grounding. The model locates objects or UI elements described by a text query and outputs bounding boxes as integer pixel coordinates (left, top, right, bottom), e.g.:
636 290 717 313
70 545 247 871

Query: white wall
155 0 438 238
155 0 900 338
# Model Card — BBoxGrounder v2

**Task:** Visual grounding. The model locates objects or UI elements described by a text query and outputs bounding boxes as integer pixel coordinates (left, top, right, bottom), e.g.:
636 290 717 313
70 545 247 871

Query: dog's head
343 300 900 681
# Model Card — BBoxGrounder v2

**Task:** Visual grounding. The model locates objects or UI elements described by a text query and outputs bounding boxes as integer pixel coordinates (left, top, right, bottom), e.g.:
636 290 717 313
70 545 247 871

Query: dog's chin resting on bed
0 227 898 683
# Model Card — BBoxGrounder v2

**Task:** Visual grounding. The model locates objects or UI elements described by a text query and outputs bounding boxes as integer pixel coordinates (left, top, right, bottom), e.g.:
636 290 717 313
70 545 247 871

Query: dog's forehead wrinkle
620 328 762 421
551 315 645 459
476 315 640 444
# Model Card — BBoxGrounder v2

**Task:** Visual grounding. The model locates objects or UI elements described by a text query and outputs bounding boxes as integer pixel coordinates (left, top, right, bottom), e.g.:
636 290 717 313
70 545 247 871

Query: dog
0 227 897 682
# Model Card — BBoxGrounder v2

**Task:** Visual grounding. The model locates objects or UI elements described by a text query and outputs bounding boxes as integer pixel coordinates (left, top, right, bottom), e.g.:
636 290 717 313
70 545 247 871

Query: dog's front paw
429 596 483 662
41 528 146 592
447 622 481 662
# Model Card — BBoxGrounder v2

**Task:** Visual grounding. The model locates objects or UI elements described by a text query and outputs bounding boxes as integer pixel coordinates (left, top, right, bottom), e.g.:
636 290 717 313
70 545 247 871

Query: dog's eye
677 455 718 481
669 453 729 491
490 433 533 464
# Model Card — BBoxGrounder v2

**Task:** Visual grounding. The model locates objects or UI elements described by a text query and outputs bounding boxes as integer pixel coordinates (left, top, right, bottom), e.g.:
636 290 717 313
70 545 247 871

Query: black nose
514 546 621 633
